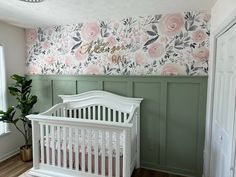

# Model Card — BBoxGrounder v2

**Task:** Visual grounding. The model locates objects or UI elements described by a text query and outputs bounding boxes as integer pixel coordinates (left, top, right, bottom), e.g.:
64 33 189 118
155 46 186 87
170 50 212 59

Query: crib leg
124 129 131 177
136 108 140 169
32 120 40 169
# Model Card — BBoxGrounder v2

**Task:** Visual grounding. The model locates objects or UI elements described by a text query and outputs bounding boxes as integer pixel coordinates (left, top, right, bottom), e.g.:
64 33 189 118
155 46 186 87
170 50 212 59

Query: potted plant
0 74 37 161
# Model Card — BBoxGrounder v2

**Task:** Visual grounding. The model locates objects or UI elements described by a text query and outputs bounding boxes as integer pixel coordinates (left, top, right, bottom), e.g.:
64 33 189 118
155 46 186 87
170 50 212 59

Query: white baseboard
0 148 19 162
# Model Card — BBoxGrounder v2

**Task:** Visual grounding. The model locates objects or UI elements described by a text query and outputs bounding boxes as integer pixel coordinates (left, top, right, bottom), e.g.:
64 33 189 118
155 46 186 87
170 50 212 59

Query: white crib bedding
44 129 124 156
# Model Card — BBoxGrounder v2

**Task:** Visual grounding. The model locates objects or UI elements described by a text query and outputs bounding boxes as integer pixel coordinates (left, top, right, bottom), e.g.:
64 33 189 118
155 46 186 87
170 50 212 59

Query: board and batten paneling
28 75 207 177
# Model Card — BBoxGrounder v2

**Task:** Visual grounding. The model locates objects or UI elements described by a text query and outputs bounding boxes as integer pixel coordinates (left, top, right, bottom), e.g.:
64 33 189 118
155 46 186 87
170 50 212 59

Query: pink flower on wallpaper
141 34 149 43
26 29 37 44
160 36 168 44
107 36 117 47
203 14 211 22
44 56 55 65
75 48 87 61
159 13 184 37
43 41 50 49
111 21 120 29
134 36 140 43
26 66 40 75
161 64 185 75
122 37 132 46
65 57 73 66
135 51 146 65
192 47 209 62
148 42 165 58
81 23 101 41
84 64 103 75
192 30 207 43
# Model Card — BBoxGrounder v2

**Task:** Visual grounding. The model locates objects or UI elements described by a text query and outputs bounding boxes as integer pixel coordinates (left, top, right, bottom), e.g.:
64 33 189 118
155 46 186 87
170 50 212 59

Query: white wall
0 21 26 161
211 0 236 30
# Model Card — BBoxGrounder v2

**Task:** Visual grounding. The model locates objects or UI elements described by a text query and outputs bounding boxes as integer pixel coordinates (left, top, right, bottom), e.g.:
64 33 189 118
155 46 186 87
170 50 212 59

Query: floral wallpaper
25 11 211 76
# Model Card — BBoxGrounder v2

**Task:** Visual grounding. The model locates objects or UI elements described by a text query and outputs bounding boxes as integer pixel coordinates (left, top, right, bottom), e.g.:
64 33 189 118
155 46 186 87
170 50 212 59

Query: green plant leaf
12 118 19 124
8 87 21 96
11 74 24 83
5 74 38 145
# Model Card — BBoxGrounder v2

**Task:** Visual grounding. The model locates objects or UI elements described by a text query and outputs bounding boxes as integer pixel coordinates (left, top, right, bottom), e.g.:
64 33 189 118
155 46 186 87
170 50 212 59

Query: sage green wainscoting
27 75 207 177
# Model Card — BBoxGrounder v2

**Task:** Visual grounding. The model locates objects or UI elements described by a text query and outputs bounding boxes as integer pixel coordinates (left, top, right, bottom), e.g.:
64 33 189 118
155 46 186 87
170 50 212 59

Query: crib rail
29 115 132 177
40 102 137 124
64 105 131 123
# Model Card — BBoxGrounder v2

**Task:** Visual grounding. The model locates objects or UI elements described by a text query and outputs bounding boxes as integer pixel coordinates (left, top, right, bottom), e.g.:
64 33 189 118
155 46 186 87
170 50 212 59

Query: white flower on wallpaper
25 11 211 76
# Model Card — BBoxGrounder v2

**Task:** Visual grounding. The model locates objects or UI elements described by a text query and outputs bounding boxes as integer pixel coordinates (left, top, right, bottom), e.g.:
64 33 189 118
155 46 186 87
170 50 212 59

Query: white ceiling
0 0 216 28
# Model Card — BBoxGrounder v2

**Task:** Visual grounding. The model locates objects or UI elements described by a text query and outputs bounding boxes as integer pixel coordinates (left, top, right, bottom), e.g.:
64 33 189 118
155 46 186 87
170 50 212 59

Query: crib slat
81 128 85 172
57 126 61 167
116 132 120 177
94 130 99 175
46 125 50 165
74 109 77 118
63 108 66 117
83 108 86 119
108 131 112 177
101 130 105 176
79 109 82 119
63 126 67 168
69 127 73 169
75 128 79 170
124 113 127 123
118 111 122 123
51 125 55 166
69 109 72 118
113 110 116 122
40 124 44 164
88 129 92 173
93 106 96 120
108 108 111 122
59 108 62 117
88 107 91 120
103 107 105 121
98 106 101 121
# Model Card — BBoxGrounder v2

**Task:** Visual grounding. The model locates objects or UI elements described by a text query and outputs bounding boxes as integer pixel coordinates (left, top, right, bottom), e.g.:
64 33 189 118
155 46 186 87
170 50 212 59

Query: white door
210 24 236 177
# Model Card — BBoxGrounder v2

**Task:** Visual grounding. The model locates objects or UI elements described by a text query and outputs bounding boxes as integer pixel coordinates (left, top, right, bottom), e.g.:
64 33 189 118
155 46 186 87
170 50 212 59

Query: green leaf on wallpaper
152 25 158 33
73 37 81 42
185 64 190 74
144 36 159 46
188 25 198 31
71 42 82 51
104 33 110 37
147 31 157 36
179 31 183 39
153 60 157 66
184 37 191 41
185 21 188 31
154 14 162 21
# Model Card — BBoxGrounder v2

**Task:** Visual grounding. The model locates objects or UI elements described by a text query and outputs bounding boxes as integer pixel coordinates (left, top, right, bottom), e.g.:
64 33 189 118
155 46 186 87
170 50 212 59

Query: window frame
0 44 9 135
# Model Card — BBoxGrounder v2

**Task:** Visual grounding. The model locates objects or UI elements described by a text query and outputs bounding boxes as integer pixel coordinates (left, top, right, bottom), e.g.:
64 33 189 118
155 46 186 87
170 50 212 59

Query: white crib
27 90 143 177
